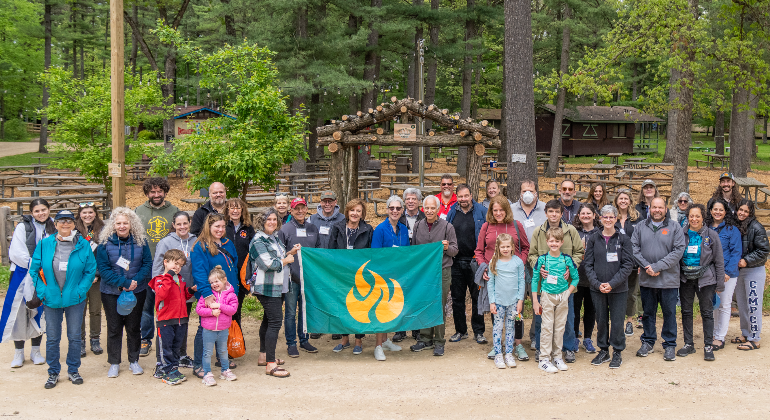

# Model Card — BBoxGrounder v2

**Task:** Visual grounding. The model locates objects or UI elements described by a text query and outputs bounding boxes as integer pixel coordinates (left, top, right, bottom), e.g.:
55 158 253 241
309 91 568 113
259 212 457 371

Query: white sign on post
108 163 122 178
511 154 527 163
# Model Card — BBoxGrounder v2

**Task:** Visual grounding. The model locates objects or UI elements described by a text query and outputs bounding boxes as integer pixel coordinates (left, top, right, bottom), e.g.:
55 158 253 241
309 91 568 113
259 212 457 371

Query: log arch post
467 147 484 202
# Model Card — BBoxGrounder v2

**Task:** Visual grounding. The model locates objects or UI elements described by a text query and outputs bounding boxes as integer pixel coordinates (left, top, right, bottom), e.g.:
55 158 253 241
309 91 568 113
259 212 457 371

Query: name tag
408 230 413 239
619 228 625 235
606 252 618 262
116 256 130 270
58 261 68 271
439 213 447 220
347 245 354 250
90 242 98 251
687 245 699 254
296 228 307 238
319 226 330 235
524 219 535 228
546 274 558 284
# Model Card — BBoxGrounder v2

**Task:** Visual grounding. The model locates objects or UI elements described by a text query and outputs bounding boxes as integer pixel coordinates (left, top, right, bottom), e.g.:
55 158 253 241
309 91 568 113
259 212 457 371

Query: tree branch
123 11 158 71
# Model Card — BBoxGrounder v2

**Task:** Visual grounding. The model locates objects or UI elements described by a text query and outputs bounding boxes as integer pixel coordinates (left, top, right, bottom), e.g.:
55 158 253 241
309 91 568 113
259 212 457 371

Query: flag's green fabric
300 242 444 334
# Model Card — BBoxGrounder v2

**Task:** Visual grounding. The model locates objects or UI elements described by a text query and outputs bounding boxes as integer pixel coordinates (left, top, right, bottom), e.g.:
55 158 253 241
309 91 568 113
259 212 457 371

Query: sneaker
44 373 59 389
129 362 144 375
179 355 194 369
530 341 537 351
636 342 653 357
609 351 622 369
487 348 496 359
704 345 715 361
624 322 634 336
162 371 183 386
219 369 237 381
107 364 120 378
392 332 406 342
433 344 445 356
475 334 488 344
494 354 506 369
663 347 676 361
591 350 611 365
374 346 386 361
68 371 83 385
514 344 529 361
139 340 151 357
202 372 217 386
90 339 103 355
11 349 24 368
172 368 187 382
352 345 363 355
553 358 569 371
332 343 350 352
29 346 45 365
332 334 342 340
153 363 164 379
504 353 517 368
309 333 322 339
583 339 597 354
449 332 468 342
563 349 576 363
539 359 558 373
573 338 580 353
300 342 318 353
287 345 300 358
80 341 87 358
381 340 402 351
410 341 433 352
676 344 696 357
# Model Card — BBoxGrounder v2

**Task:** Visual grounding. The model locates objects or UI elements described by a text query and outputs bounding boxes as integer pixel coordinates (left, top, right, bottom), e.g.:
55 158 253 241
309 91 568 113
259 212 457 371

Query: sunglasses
441 183 453 186
562 187 574 192
678 200 689 204
79 202 95 207
388 206 403 211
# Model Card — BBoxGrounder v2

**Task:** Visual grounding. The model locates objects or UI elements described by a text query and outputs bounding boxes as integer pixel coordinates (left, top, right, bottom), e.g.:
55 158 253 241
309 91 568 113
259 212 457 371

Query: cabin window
613 124 627 138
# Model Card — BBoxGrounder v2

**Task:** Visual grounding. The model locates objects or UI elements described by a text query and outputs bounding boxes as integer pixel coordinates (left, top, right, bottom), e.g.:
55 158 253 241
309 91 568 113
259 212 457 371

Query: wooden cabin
173 105 235 138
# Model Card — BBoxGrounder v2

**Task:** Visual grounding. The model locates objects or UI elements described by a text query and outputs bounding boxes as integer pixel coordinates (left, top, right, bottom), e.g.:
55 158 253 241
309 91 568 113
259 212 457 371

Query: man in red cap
277 197 321 357
709 172 742 214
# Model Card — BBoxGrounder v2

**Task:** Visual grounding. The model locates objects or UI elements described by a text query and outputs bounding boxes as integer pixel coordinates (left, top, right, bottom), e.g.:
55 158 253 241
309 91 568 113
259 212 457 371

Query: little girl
487 234 526 369
196 265 239 386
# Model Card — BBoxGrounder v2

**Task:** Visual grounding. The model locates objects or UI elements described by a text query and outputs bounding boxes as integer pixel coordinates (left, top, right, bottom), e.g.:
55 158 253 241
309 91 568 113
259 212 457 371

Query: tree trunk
750 90 758 158
425 0 439 110
360 0 381 111
129 6 138 73
308 93 320 163
670 0 697 199
763 115 768 145
546 3 570 178
347 14 359 115
72 6 77 79
220 0 236 40
503 0 538 201
330 146 344 201
39 0 52 154
714 109 725 155
467 147 483 201
664 68 679 163
730 86 751 177
162 51 177 146
343 144 359 205
410 0 423 174
632 63 638 101
498 57 507 163
457 0 476 178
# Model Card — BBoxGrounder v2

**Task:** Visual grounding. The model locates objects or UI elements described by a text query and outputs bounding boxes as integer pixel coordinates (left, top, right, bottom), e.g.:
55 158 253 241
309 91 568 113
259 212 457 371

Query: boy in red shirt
150 249 195 385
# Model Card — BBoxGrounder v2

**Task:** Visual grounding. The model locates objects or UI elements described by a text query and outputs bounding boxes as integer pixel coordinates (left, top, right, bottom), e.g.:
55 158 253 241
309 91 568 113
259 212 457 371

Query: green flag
300 242 444 334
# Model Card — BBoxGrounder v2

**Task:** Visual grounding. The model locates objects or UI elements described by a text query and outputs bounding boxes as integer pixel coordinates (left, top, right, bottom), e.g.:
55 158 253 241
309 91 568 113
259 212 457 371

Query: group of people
1 171 766 387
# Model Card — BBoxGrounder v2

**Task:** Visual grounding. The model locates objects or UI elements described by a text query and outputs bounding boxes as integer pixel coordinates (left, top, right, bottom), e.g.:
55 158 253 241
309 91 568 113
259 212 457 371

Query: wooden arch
317 97 502 205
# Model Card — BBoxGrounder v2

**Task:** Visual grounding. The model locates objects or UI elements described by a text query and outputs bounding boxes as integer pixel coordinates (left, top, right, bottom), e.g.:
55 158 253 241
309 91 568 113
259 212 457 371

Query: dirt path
1 313 767 419
0 141 41 158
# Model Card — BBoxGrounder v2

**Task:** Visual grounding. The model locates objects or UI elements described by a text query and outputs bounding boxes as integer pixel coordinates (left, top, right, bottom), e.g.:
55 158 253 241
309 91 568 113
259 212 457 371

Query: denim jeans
284 281 308 347
201 329 229 374
640 286 678 349
533 293 576 351
44 300 86 376
140 288 155 343
193 318 203 369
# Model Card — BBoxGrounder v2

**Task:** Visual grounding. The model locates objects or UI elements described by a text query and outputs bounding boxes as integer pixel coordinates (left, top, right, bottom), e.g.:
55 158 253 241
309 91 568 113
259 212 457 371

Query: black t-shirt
453 208 476 258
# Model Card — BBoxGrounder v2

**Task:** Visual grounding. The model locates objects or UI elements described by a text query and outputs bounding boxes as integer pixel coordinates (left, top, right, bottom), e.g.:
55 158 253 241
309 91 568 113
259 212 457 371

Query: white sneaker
129 362 144 375
107 364 120 378
374 346 386 361
494 354 506 369
381 340 402 352
530 341 537 350
11 349 24 368
553 358 569 371
504 353 517 368
539 359 558 373
29 346 45 365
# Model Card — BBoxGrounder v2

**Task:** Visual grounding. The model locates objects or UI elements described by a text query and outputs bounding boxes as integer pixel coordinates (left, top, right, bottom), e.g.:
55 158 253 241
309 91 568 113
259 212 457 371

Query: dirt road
1 313 767 419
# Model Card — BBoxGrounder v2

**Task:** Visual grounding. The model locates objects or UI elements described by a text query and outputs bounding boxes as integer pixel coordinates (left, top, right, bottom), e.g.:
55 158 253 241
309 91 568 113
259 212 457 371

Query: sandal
731 336 748 344
193 366 205 379
738 341 760 351
258 358 285 367
266 366 290 378
712 340 725 351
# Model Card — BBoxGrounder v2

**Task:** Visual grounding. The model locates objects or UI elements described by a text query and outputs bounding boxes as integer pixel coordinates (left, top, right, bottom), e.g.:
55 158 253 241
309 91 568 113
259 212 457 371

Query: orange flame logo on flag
346 261 404 323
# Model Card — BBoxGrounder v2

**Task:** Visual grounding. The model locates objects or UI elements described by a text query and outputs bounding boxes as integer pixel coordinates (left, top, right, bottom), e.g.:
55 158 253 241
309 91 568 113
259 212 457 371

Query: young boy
532 227 579 374
150 249 195 385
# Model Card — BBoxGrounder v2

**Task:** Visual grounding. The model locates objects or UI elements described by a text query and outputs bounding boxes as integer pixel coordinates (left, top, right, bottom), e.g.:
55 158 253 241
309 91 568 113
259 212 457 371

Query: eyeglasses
441 183 453 186
601 215 616 220
388 206 403 211
79 202 95 207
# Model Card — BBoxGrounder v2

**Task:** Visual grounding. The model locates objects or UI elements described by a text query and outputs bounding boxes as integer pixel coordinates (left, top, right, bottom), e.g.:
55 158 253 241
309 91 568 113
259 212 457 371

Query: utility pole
110 0 125 207
417 39 425 187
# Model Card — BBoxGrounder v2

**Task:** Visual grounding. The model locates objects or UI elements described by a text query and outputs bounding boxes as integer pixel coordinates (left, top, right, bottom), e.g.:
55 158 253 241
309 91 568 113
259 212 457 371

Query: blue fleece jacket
710 222 742 278
446 200 487 241
371 220 411 248
30 235 96 308
190 238 239 299
96 233 153 295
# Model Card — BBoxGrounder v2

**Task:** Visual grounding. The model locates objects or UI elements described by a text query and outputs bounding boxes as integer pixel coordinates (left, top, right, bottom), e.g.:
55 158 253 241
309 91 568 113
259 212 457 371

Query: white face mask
521 191 535 205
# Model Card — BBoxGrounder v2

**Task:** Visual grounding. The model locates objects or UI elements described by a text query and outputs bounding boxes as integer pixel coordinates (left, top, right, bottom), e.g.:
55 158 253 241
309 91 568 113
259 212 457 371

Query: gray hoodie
151 232 197 285
135 200 180 257
631 217 686 289
309 204 345 249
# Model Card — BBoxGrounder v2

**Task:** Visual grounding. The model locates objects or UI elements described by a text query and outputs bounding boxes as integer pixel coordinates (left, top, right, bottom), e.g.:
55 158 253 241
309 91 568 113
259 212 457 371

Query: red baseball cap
290 197 307 208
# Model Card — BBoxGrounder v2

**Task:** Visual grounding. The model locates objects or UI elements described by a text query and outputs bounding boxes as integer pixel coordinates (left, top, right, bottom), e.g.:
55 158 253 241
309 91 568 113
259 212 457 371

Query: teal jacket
30 234 97 309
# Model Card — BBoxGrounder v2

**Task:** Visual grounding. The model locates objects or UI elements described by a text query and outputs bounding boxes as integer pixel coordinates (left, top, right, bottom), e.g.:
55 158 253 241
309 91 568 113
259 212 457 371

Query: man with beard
134 177 179 357
190 182 227 236
434 174 457 220
708 172 742 214
631 197 686 362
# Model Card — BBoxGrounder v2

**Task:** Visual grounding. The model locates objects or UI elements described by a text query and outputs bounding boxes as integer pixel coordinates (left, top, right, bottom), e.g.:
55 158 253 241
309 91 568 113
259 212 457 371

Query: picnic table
617 168 695 180
556 171 611 181
607 153 623 165
590 163 619 174
180 198 207 208
698 153 730 170
734 177 769 201
20 174 90 187
0 164 48 175
17 184 105 198
380 172 459 184
0 193 109 215
31 156 62 165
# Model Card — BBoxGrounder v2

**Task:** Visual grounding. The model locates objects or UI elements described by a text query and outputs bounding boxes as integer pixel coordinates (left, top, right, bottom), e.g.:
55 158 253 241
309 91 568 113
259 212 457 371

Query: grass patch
0 265 10 293
241 295 264 319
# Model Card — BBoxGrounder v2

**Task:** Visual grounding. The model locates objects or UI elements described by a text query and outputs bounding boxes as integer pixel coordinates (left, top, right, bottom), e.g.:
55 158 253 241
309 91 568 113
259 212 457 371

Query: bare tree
546 2 571 178
39 0 53 154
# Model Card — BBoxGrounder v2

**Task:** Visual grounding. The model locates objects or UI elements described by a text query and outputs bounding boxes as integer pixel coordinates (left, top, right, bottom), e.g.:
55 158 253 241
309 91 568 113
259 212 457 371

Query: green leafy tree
39 67 169 189
151 23 308 200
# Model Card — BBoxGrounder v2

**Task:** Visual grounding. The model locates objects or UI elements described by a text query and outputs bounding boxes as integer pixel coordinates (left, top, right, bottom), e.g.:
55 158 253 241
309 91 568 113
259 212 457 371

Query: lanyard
179 237 190 256
389 223 405 246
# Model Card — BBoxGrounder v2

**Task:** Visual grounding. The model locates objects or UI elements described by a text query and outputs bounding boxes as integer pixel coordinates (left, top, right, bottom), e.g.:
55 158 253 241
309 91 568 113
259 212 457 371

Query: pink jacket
196 284 238 331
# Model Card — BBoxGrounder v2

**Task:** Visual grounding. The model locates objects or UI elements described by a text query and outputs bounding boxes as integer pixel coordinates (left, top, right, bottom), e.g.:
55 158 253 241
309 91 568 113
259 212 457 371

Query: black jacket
326 219 373 250
583 230 634 293
226 221 255 277
190 201 221 237
741 218 770 268
576 226 600 288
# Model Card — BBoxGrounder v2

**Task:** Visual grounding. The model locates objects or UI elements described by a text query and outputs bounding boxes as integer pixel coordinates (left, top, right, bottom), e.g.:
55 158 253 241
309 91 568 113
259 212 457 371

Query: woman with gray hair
583 205 634 369
399 188 426 241
96 207 153 378
671 192 693 228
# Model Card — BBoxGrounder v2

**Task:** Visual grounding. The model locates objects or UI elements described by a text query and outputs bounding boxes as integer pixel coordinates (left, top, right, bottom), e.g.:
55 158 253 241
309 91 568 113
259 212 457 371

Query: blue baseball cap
117 291 137 315
54 210 75 221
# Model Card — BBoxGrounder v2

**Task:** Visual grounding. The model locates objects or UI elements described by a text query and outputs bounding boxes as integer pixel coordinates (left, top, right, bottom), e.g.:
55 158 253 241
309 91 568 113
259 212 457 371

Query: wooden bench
372 198 388 217
358 187 380 203
757 188 770 203
695 160 713 169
